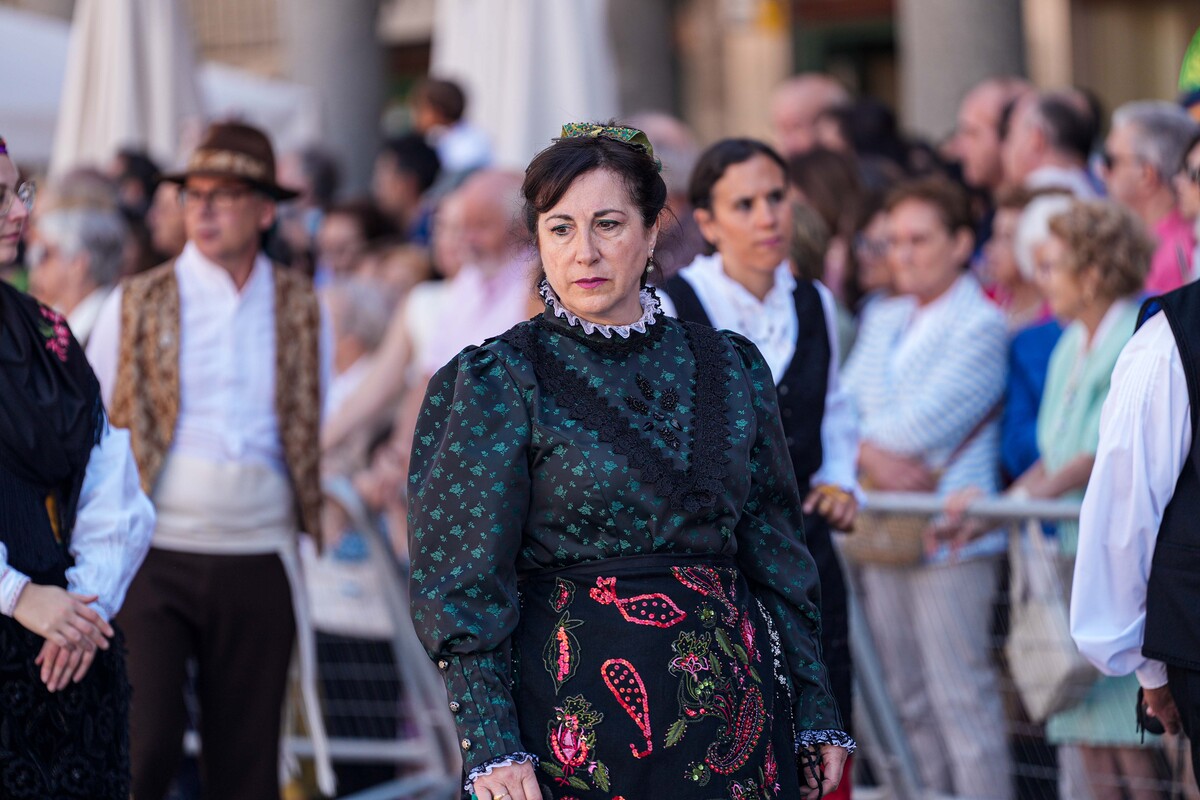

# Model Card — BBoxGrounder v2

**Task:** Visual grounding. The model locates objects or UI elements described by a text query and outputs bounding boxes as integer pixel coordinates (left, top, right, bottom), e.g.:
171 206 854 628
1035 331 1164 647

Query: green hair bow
560 122 662 171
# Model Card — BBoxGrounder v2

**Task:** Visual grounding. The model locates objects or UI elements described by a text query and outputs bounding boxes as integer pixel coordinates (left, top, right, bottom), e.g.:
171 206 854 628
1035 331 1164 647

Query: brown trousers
119 547 296 800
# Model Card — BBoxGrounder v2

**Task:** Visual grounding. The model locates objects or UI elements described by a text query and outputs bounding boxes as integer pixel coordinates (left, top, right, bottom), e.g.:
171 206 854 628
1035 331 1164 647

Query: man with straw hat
87 121 335 799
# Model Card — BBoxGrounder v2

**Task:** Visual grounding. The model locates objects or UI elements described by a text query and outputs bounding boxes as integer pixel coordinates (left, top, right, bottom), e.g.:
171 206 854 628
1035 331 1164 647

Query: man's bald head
951 76 1031 191
771 74 851 157
456 169 524 271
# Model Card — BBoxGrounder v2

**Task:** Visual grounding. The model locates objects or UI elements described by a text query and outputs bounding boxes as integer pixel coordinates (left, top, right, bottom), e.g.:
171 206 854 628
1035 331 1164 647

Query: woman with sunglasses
0 137 154 799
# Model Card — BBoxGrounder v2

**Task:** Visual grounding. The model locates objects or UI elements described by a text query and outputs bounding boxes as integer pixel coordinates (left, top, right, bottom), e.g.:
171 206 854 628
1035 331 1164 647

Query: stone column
896 0 1025 142
607 0 676 116
283 0 385 193
14 0 75 19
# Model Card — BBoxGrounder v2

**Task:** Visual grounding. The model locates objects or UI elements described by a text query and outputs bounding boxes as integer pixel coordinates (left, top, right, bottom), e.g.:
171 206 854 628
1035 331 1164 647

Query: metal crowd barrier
261 490 1200 799
844 491 1196 800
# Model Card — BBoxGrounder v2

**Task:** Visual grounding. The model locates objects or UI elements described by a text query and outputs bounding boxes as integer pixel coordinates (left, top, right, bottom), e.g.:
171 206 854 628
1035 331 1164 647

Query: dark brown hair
884 175 974 234
788 147 864 237
521 130 667 238
412 78 467 123
688 138 787 211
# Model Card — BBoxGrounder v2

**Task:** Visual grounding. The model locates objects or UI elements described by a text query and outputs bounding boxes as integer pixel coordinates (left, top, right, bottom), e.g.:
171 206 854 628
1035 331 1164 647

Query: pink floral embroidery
740 611 760 664
541 695 612 792
38 306 70 362
589 576 687 628
602 659 652 758
762 742 780 796
670 651 711 678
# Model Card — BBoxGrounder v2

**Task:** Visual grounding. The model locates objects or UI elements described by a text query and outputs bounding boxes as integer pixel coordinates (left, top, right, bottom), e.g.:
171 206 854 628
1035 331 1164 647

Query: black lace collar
506 319 732 512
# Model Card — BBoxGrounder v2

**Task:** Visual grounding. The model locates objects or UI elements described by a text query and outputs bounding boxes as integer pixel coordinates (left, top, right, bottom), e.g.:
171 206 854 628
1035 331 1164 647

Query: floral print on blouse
407 291 843 779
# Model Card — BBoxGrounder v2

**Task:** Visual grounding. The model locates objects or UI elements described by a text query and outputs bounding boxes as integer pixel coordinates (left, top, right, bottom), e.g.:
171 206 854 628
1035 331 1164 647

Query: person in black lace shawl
0 137 154 799
407 123 854 800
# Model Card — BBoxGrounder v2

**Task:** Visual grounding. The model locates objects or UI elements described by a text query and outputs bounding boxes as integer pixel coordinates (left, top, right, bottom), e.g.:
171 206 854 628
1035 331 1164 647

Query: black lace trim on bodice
505 319 733 512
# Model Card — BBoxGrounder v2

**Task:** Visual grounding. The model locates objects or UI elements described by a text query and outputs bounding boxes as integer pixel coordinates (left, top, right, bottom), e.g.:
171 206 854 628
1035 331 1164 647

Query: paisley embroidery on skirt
665 592 773 791
601 658 653 758
589 576 687 628
551 577 576 613
672 565 739 624
540 695 612 793
543 611 584 694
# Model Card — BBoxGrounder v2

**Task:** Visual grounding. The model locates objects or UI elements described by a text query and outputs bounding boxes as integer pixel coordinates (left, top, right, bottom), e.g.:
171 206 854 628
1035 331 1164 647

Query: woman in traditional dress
408 124 853 800
0 137 154 797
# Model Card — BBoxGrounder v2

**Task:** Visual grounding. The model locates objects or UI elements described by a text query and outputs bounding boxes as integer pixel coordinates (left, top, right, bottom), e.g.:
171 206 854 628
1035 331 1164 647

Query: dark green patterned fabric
407 301 842 779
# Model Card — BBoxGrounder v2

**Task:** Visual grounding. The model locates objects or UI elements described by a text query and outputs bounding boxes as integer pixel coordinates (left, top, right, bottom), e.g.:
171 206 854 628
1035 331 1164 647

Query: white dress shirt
1070 312 1185 689
1026 165 1100 199
0 426 155 621
87 243 334 475
659 253 859 492
430 121 493 175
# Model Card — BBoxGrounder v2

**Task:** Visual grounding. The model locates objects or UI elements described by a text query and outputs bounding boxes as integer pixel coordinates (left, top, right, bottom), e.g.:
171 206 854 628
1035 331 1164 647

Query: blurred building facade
4 0 1199 178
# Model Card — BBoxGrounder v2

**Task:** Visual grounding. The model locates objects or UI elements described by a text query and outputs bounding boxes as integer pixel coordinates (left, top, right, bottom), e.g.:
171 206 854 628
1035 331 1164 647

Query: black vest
0 463 72 588
1141 281 1200 669
663 275 830 485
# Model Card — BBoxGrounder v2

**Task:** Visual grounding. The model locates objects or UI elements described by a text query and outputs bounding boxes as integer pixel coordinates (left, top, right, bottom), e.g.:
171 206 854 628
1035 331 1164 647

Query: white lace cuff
539 280 661 339
464 751 540 793
0 566 30 617
796 729 857 755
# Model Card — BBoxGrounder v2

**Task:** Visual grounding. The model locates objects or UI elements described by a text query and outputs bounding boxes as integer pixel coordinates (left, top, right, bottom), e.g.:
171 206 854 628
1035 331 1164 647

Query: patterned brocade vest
108 260 323 543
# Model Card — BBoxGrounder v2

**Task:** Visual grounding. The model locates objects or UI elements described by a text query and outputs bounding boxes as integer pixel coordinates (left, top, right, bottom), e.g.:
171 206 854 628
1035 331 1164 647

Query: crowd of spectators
10 69 1200 799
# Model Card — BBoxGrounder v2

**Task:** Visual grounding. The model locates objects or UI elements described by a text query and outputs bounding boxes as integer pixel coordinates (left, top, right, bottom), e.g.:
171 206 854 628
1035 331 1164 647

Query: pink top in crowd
1145 208 1197 295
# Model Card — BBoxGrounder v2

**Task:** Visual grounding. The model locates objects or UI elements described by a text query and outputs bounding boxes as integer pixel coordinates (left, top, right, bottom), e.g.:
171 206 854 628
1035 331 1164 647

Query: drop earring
646 249 656 274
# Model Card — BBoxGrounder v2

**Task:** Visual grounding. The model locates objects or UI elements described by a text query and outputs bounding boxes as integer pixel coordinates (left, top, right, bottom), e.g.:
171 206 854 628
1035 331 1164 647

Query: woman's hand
471 760 541 800
803 485 858 531
35 639 96 691
927 486 986 555
12 585 113 652
799 744 850 799
858 443 936 492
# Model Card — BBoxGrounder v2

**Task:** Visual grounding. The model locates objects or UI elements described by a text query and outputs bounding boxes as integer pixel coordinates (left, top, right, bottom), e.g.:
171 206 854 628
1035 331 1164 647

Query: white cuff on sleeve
1136 660 1169 690
0 567 32 617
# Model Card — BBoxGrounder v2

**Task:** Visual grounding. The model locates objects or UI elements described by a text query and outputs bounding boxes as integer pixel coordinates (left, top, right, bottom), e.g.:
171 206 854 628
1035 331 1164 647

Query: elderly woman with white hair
28 200 127 348
944 199 1159 799
998 192 1074 480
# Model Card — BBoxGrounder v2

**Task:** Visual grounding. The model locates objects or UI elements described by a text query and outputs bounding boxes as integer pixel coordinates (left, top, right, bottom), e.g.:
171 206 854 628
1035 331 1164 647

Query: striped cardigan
843 275 1008 561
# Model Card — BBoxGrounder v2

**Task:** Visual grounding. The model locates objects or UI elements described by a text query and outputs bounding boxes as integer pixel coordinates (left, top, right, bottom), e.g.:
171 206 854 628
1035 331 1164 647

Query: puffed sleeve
407 344 534 783
726 333 853 750
66 425 155 620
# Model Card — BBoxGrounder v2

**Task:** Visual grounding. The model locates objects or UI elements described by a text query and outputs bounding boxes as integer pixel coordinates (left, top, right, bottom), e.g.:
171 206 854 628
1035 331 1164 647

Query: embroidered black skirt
0 615 131 799
514 554 802 800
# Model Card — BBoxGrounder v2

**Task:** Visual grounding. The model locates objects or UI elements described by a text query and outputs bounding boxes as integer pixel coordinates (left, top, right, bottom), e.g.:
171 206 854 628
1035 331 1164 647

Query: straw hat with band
160 122 298 201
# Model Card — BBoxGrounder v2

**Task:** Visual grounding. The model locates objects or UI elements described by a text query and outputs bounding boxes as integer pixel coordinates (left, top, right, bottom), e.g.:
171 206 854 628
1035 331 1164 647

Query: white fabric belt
151 453 296 553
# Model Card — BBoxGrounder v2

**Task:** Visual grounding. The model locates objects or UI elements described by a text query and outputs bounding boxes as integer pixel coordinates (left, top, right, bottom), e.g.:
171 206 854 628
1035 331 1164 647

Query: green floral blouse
407 290 842 780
